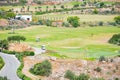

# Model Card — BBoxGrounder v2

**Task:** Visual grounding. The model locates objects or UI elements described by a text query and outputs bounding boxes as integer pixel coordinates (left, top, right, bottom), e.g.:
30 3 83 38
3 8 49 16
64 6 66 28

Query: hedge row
17 62 31 80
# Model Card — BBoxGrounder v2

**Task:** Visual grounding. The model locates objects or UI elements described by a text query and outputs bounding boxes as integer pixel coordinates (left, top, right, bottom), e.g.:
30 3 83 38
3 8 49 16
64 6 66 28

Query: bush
38 20 44 25
93 8 98 14
99 56 106 62
94 67 101 72
45 20 52 26
114 16 120 24
90 77 105 80
64 70 89 80
64 70 75 80
109 33 120 46
77 73 89 80
7 35 26 43
62 22 70 27
30 60 52 76
0 76 9 80
98 21 103 26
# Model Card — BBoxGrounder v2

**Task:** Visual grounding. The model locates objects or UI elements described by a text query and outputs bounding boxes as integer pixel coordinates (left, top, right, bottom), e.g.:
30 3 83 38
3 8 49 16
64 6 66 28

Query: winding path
0 52 21 80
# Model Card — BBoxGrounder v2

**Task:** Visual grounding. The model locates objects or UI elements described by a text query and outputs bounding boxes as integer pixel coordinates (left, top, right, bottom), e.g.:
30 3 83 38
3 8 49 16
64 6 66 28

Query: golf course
0 26 120 59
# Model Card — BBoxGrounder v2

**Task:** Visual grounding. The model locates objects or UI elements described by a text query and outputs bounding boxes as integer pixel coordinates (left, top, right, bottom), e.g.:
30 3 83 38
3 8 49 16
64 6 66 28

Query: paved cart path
0 52 21 80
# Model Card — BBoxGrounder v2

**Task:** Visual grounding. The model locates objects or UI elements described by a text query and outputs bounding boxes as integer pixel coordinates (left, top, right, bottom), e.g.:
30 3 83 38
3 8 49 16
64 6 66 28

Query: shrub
0 76 9 80
45 20 52 26
38 19 44 25
114 16 120 24
109 33 120 46
30 60 52 76
0 56 4 70
99 56 106 62
62 22 70 27
98 21 103 26
7 35 26 43
64 70 75 80
94 67 101 72
115 78 119 80
65 70 89 80
93 8 98 14
77 73 89 80
90 77 105 80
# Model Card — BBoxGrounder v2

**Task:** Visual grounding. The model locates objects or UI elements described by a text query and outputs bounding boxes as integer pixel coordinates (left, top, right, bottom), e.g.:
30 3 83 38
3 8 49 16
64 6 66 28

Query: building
16 15 32 21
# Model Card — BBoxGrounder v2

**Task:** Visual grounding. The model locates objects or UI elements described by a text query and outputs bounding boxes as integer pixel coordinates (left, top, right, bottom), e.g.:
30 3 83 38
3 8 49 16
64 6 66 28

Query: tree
61 5 64 9
0 40 8 50
114 16 120 24
67 16 80 28
109 33 120 46
30 60 52 76
99 2 104 8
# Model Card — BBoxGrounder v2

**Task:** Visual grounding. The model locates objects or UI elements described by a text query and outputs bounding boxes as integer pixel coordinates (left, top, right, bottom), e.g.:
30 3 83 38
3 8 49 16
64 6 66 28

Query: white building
15 15 32 21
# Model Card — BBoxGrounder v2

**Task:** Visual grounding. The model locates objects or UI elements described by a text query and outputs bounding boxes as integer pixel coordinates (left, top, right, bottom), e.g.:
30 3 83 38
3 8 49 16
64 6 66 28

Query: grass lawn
0 26 120 59
0 56 4 70
33 14 118 22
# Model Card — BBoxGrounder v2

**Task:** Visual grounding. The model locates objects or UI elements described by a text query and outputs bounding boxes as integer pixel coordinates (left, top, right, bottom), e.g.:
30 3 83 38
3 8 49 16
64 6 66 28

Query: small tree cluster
0 9 16 19
30 60 52 76
67 16 80 28
7 36 26 43
109 33 120 46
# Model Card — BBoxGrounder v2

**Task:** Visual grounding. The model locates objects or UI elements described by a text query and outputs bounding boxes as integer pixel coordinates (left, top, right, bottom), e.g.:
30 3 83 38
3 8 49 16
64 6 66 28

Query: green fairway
0 26 120 59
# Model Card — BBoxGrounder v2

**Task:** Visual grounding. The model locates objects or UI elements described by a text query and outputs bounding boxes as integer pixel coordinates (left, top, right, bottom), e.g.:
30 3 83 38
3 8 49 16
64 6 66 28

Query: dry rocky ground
23 55 120 80
9 43 34 52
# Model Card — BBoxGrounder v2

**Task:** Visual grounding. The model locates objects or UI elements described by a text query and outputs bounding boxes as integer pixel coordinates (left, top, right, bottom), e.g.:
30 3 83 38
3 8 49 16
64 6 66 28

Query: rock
50 57 57 61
